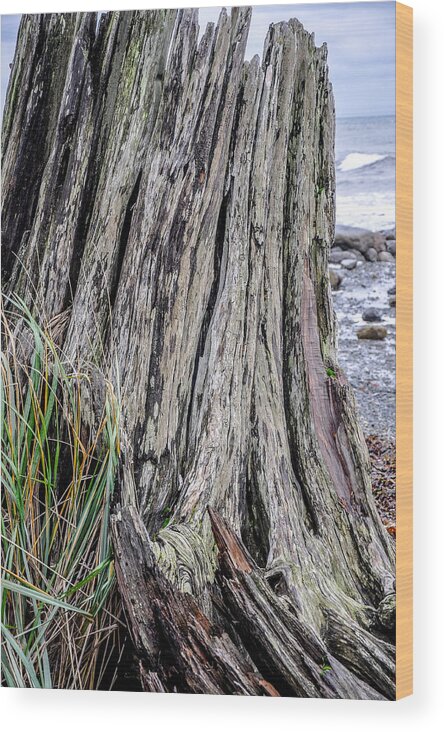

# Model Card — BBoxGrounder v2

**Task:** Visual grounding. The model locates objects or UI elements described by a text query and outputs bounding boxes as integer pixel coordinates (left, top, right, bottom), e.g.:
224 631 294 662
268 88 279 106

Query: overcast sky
1 2 395 118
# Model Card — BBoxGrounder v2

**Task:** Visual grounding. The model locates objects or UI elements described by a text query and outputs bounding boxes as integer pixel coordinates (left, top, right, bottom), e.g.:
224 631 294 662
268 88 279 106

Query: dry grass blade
1 296 122 688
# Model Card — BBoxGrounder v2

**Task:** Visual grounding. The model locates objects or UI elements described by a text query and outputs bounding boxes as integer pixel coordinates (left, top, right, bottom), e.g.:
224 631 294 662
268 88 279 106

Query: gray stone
381 228 396 241
329 248 365 264
387 285 396 295
357 325 387 340
389 295 396 307
362 308 382 323
378 251 394 263
334 224 387 254
329 249 356 263
342 258 357 270
351 249 366 261
329 269 343 290
365 247 378 262
387 240 396 256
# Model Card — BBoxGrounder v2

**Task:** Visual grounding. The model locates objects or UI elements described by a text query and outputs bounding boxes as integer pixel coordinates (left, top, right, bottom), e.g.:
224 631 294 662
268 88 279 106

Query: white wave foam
338 152 387 173
336 192 395 232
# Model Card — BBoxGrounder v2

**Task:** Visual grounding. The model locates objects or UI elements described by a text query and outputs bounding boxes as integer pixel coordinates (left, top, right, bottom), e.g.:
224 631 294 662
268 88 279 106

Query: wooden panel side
395 1 413 701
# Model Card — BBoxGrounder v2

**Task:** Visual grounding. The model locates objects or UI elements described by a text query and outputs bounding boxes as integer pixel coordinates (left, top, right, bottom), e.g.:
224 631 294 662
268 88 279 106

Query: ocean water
335 115 395 232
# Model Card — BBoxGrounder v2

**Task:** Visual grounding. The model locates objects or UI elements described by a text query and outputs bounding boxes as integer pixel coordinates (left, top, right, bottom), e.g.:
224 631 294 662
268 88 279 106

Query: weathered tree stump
2 8 395 697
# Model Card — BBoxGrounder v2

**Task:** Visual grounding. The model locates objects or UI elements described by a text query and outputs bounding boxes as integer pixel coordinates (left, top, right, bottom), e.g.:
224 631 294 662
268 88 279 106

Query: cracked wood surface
2 7 396 698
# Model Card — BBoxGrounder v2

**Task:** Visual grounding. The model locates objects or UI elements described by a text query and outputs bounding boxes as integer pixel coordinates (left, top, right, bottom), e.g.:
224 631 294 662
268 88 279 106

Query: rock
342 258 357 270
357 325 387 340
387 240 396 256
381 227 396 241
329 269 343 290
329 249 356 263
334 224 386 254
388 295 396 307
329 248 365 264
365 247 378 262
387 285 396 295
378 251 394 263
362 308 382 323
352 249 366 261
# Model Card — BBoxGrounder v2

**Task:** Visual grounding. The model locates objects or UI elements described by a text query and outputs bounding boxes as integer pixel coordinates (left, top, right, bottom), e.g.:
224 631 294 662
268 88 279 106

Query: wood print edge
395 0 413 701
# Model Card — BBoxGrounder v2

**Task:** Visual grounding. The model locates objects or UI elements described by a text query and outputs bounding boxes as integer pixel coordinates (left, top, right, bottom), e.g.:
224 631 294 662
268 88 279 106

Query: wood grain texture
395 1 413 701
2 8 401 697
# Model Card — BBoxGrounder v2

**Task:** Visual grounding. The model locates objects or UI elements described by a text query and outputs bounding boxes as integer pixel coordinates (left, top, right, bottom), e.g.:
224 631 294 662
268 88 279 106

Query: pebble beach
330 226 396 534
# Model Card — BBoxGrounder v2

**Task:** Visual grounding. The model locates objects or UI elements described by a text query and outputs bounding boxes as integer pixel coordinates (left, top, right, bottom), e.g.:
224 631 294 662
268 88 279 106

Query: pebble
378 251 395 263
334 225 387 254
357 325 387 340
362 308 382 323
366 434 396 533
329 250 356 264
332 260 395 436
387 240 396 256
329 269 343 290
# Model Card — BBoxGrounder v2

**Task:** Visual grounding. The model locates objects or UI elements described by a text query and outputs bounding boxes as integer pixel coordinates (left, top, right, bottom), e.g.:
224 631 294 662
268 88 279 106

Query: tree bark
2 8 396 698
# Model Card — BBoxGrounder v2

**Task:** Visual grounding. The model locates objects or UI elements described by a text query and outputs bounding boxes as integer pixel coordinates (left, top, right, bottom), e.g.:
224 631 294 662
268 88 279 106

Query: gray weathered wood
2 8 396 697
111 504 280 696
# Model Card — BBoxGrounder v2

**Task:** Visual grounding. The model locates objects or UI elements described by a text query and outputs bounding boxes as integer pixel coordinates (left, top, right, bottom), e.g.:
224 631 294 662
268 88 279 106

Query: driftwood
2 8 396 698
111 503 386 698
111 504 279 696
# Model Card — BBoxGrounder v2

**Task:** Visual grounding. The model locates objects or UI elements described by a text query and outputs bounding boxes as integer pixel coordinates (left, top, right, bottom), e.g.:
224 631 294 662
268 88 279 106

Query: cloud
201 2 395 118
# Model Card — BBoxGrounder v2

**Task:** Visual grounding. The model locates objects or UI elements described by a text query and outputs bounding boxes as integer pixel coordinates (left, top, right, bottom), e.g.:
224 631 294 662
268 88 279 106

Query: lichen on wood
2 7 396 698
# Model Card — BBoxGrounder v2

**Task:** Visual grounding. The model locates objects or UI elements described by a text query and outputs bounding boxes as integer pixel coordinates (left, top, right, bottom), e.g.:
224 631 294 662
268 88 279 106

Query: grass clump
1 296 121 688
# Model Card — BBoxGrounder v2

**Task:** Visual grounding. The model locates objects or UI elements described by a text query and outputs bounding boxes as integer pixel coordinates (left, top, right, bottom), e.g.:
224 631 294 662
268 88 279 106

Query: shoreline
330 225 396 532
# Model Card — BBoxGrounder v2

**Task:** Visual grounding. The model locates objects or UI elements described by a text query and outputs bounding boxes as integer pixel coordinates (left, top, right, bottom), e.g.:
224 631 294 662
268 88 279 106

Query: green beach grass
1 296 122 688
